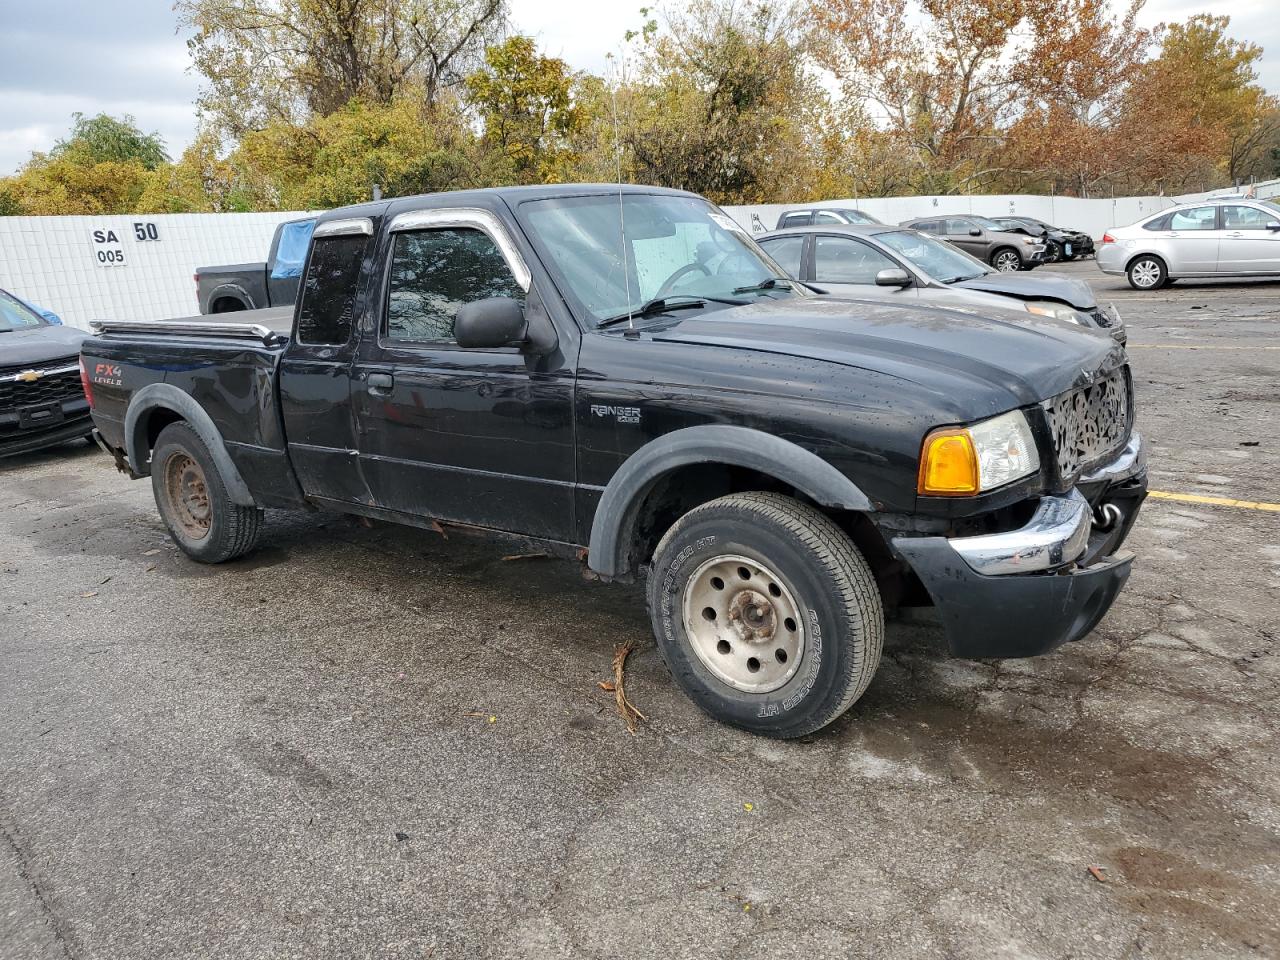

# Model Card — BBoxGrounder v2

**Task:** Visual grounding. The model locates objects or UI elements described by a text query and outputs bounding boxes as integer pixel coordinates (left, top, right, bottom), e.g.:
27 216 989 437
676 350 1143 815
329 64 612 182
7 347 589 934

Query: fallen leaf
145 564 157 572
81 591 98 598
142 549 160 556
597 681 616 692
1087 865 1107 883
743 802 754 813
488 715 496 724
98 576 112 585
430 519 449 540
394 831 409 841
501 552 549 561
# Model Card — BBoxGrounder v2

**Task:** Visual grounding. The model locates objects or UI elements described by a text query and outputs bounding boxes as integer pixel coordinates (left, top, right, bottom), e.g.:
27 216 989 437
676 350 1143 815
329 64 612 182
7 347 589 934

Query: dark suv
900 215 1047 271
1 289 92 458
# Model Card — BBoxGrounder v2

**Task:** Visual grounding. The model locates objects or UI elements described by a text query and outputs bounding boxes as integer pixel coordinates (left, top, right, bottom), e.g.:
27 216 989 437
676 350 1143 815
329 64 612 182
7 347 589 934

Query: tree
464 36 586 184
812 0 1030 194
175 0 507 136
616 0 825 204
51 112 170 170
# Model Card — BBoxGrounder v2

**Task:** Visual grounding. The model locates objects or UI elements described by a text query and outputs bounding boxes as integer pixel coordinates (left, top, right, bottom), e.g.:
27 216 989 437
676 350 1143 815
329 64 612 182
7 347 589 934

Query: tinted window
814 236 897 283
815 211 844 224
1169 207 1216 231
944 219 976 235
386 228 524 343
911 220 940 233
1143 213 1172 231
271 219 316 279
1221 205 1274 230
295 235 368 345
780 212 810 227
758 235 805 278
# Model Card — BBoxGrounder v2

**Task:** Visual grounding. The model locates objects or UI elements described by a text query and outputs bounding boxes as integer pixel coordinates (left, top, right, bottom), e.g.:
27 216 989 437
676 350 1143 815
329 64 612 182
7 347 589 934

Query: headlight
1024 300 1090 325
918 410 1040 496
1022 237 1037 245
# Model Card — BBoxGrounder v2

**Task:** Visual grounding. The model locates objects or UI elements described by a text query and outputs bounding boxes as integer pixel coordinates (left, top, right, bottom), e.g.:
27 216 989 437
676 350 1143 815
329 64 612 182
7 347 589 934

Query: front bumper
894 435 1147 658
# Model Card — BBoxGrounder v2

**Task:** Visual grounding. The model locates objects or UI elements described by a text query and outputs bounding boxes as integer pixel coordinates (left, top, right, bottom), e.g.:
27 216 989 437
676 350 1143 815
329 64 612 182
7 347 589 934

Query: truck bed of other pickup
82 184 1147 738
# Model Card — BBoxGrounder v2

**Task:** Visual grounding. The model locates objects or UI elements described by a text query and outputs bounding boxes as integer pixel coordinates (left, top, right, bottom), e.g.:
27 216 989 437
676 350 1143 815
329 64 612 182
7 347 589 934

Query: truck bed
92 306 294 344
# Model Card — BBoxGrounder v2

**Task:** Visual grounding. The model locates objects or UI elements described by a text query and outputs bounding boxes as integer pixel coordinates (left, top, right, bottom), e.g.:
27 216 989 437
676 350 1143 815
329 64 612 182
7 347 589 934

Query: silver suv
1097 198 1280 289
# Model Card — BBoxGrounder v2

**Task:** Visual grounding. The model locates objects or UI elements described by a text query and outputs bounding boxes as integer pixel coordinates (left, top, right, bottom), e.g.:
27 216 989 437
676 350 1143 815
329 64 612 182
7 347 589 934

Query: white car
1096 198 1280 290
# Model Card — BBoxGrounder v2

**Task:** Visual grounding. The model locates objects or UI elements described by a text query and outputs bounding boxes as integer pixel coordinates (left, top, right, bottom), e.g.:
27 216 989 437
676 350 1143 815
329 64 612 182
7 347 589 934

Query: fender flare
587 424 873 578
206 283 256 312
124 383 257 507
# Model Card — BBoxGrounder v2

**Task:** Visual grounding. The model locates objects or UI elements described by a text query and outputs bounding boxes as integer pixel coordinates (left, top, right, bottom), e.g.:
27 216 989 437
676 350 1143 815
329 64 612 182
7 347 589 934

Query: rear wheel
1127 255 1167 290
647 492 884 738
991 247 1022 272
151 422 263 563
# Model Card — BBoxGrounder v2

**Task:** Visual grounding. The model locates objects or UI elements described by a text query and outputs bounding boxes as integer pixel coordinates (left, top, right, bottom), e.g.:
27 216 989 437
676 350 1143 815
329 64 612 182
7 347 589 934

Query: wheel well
990 245 1019 263
625 463 897 592
211 297 246 313
144 408 184 459
1125 251 1166 273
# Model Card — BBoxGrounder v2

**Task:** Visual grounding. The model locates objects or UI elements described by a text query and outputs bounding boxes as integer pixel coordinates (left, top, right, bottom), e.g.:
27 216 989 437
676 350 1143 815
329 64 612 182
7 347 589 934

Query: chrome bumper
951 491 1091 575
949 434 1145 576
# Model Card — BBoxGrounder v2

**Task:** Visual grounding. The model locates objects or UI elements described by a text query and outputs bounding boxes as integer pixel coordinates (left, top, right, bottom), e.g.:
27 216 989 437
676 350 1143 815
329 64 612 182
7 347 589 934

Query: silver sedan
1096 198 1280 290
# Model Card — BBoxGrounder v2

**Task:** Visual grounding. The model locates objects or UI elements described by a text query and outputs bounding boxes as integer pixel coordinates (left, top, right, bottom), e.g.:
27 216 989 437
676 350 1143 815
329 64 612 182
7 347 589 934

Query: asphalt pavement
1 260 1277 959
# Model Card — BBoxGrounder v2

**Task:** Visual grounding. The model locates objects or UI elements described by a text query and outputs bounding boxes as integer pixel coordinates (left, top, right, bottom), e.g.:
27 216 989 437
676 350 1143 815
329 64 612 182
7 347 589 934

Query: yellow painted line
1149 490 1280 513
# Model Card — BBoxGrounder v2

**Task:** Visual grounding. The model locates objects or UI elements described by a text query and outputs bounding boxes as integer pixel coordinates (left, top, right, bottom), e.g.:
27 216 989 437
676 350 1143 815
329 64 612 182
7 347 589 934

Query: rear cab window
295 223 372 345
758 235 805 279
271 219 317 280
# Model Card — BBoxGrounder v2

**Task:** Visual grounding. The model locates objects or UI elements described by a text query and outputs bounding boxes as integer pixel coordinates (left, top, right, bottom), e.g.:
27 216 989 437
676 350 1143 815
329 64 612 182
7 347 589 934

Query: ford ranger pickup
80 185 1147 738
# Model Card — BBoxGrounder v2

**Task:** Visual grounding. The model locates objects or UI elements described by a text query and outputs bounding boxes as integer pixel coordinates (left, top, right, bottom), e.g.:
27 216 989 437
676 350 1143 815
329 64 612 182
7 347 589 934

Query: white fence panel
0 211 310 330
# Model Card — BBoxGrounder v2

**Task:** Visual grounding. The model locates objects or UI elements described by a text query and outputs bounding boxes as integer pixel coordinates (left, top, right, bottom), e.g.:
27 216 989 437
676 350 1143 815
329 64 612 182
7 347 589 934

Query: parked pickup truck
82 185 1147 738
196 216 316 314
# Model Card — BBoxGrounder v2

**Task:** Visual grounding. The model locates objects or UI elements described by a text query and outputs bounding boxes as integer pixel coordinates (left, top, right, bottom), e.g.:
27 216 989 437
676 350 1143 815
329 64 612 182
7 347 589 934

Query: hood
647 297 1124 415
0 324 88 368
952 272 1097 309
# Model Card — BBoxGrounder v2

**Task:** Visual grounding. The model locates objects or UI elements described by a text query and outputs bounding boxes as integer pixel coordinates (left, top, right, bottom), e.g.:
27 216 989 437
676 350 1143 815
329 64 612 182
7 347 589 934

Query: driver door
350 208 576 541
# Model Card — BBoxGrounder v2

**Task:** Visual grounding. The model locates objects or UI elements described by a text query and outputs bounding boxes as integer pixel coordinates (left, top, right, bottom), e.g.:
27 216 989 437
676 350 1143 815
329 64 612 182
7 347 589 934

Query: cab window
295 235 368 345
385 228 524 343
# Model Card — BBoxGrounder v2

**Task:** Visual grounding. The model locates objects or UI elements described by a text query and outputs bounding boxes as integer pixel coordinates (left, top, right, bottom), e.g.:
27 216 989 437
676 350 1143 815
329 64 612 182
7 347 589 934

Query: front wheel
647 492 884 738
151 422 263 563
991 248 1023 272
1127 255 1167 290
1044 240 1062 262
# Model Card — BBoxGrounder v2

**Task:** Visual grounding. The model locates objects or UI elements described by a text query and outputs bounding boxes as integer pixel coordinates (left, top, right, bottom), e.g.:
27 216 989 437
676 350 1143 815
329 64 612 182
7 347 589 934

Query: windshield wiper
733 277 793 295
596 294 746 329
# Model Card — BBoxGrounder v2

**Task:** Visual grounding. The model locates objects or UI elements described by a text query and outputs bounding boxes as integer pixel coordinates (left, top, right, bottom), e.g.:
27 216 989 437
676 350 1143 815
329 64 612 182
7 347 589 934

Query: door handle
1230 231 1243 237
367 372 394 393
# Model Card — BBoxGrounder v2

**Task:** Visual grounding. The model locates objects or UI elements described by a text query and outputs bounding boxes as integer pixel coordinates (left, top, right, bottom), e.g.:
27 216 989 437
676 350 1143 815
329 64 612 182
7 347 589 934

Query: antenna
608 53 635 335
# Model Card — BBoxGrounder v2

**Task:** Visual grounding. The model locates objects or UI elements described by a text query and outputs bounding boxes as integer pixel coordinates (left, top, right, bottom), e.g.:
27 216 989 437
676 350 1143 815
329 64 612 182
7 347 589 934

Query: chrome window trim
313 217 374 238
387 207 532 291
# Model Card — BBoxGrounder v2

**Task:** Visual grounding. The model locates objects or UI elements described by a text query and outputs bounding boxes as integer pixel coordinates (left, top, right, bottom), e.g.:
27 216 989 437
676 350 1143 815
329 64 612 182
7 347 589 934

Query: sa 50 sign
89 221 161 268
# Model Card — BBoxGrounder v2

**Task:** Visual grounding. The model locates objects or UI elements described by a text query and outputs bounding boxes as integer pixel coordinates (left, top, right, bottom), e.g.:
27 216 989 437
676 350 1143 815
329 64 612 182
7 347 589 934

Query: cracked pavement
1 261 1277 959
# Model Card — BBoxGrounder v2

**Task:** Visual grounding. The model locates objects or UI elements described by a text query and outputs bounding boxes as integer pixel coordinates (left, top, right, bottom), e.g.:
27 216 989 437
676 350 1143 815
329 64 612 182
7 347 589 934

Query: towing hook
1092 502 1122 531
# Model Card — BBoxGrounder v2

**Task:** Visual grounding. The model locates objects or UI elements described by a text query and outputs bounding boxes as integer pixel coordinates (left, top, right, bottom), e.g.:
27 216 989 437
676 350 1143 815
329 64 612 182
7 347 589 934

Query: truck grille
0 358 83 410
1042 367 1131 480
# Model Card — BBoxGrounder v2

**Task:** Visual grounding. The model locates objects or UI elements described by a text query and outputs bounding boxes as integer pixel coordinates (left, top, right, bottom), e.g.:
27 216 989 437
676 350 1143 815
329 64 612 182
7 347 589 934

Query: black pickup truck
82 185 1147 738
196 216 316 314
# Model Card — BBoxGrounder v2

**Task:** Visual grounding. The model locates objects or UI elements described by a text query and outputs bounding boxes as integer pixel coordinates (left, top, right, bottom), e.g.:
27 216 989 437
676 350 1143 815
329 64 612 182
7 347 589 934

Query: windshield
0 291 48 332
521 193 796 323
843 210 879 225
877 230 987 283
1261 199 1280 218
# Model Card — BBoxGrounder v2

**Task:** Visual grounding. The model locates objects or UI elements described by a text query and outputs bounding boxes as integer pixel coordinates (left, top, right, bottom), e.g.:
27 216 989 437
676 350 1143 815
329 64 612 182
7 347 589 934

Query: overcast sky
0 0 1277 176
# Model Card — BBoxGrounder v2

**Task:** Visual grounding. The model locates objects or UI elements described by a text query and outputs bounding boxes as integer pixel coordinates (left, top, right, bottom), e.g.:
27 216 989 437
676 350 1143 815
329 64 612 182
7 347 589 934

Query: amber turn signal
918 429 979 495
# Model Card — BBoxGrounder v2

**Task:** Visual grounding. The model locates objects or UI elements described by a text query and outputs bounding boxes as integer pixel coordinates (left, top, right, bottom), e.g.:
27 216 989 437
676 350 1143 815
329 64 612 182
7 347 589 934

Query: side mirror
969 228 983 237
875 268 912 288
455 297 526 348
1268 221 1280 232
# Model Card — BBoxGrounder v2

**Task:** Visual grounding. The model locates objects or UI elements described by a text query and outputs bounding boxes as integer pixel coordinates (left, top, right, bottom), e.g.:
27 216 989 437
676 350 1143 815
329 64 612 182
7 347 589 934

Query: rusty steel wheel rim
681 554 805 694
164 452 212 540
